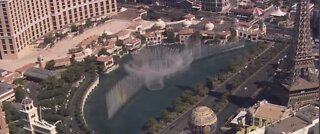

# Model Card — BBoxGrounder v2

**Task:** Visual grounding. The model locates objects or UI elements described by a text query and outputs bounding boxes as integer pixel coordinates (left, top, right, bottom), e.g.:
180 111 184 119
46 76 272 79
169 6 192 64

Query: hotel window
1 39 5 44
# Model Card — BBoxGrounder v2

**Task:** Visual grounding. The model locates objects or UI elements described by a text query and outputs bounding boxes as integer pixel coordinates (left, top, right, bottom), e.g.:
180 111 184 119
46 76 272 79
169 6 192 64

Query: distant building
0 82 15 103
20 97 57 134
265 105 319 134
0 69 19 83
124 37 142 51
97 55 115 72
145 30 164 46
232 20 266 41
178 28 195 44
235 103 319 134
229 6 264 18
201 0 230 12
0 105 9 134
23 67 60 81
248 100 291 128
0 0 118 60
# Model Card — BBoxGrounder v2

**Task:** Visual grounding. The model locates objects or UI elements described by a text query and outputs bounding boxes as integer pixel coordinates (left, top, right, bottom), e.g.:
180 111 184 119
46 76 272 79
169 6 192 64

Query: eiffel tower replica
276 0 319 109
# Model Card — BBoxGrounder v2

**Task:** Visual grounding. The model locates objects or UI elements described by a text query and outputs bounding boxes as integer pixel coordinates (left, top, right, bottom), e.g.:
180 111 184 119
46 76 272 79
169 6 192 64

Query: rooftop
281 77 319 92
178 28 195 35
15 63 37 74
116 30 131 37
97 55 112 62
24 67 60 80
77 35 99 47
124 37 140 44
0 82 14 95
249 100 289 121
266 116 309 134
266 105 319 134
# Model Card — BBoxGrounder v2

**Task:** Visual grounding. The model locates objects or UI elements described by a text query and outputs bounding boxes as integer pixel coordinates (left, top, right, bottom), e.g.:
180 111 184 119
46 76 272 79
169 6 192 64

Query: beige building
201 0 230 12
20 97 57 134
0 0 117 60
0 82 15 103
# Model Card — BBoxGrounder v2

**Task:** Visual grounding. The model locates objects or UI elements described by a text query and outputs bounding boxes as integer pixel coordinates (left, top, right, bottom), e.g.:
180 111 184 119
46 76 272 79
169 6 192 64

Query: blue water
84 45 249 134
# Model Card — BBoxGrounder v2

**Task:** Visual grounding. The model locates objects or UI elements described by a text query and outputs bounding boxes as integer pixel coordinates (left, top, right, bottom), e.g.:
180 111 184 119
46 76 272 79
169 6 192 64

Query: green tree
12 78 24 85
14 86 26 102
218 72 229 82
43 34 55 44
3 102 21 122
98 48 110 56
116 39 124 46
85 19 93 28
146 117 158 133
45 60 55 70
160 109 171 122
70 24 78 32
163 29 176 43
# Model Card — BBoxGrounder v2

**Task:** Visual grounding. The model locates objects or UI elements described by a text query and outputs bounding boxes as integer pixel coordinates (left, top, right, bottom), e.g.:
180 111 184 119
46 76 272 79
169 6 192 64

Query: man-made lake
84 45 249 134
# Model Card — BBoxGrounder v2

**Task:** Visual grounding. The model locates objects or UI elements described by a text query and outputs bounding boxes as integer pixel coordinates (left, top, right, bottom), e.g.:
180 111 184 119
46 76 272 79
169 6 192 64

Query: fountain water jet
106 40 245 119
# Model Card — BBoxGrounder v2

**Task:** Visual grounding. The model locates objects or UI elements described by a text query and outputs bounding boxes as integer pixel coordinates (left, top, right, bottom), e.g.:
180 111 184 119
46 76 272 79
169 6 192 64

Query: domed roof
21 97 33 105
183 20 192 27
154 19 166 29
191 106 217 126
205 22 215 30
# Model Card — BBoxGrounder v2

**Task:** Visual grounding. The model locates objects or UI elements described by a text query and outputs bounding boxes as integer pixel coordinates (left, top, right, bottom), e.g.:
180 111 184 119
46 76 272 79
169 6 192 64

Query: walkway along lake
83 44 251 134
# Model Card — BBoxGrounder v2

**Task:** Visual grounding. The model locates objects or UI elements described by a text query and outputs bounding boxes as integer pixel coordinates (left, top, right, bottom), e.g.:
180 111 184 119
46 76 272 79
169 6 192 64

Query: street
161 43 290 134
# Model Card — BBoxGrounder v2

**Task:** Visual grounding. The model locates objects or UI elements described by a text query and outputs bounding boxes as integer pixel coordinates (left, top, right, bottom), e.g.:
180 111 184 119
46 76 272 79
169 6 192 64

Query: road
64 73 92 134
162 43 290 134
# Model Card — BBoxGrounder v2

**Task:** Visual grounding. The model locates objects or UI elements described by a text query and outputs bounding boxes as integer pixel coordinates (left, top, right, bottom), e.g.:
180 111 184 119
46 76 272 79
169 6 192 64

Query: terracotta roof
0 69 17 83
145 31 162 38
178 28 195 35
250 101 288 121
124 37 140 44
215 31 230 37
53 57 71 66
237 21 252 28
92 46 104 55
116 30 131 37
97 55 112 62
15 63 37 74
77 35 99 47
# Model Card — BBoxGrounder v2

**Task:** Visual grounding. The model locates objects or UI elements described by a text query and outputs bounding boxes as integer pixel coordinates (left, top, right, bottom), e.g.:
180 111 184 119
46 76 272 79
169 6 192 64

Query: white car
244 87 248 90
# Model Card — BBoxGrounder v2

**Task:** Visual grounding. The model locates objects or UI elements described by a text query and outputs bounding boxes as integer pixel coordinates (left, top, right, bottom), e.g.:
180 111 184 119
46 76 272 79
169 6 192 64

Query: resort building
201 0 230 12
0 68 19 83
97 55 115 72
0 82 15 103
145 31 164 46
124 37 141 52
20 97 57 134
234 100 319 134
0 0 117 60
232 20 266 41
178 28 195 44
247 100 291 128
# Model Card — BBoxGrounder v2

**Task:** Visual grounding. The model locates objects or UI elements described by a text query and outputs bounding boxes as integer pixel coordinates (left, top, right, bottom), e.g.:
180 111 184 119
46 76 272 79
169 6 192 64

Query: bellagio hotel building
0 0 117 59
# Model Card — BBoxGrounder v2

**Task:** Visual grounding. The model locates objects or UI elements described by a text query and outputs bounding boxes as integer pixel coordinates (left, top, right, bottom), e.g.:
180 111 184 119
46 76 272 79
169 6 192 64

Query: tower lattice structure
288 0 317 85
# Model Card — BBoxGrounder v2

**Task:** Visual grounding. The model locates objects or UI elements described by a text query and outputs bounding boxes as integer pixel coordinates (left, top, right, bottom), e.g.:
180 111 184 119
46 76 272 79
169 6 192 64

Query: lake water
84 45 250 134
